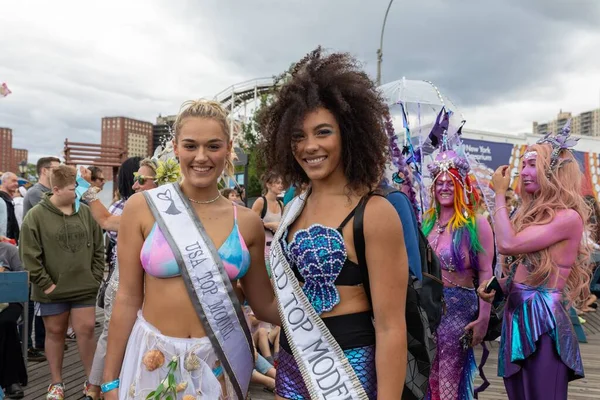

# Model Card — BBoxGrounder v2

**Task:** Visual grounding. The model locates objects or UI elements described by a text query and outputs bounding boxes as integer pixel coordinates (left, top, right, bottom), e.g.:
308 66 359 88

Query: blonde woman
102 100 279 399
480 123 589 399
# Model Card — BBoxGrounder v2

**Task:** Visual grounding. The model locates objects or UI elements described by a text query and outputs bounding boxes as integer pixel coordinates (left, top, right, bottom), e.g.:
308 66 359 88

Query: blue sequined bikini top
282 204 364 315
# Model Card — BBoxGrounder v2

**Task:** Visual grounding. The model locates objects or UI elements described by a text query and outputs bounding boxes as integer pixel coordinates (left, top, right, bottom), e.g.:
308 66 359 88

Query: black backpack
378 187 445 330
260 196 284 219
353 192 443 400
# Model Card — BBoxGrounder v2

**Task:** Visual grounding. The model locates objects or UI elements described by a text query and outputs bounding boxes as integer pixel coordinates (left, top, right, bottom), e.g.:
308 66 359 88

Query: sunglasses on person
133 173 155 185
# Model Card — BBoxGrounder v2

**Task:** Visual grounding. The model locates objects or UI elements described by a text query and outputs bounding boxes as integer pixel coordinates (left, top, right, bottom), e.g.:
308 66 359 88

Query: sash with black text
270 193 369 400
144 183 253 400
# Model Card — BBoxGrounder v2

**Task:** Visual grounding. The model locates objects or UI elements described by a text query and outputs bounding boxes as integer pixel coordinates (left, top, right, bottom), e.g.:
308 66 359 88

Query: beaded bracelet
101 379 120 393
82 186 101 203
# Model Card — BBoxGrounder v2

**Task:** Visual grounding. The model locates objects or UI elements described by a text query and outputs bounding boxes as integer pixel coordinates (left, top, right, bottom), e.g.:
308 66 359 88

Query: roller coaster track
213 77 279 115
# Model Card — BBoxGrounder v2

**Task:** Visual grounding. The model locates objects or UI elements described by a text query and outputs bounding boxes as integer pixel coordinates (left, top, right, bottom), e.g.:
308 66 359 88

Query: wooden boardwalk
22 306 600 399
22 309 273 400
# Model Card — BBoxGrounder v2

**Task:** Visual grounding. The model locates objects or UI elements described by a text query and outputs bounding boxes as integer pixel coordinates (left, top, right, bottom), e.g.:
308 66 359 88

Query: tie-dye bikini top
140 204 251 280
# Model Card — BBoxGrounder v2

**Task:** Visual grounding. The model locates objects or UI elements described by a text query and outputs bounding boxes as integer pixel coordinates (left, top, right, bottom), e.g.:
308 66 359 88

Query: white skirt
119 311 229 399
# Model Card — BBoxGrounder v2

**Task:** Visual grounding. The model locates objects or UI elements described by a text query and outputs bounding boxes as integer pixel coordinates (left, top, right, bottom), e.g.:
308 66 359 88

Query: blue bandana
75 170 91 213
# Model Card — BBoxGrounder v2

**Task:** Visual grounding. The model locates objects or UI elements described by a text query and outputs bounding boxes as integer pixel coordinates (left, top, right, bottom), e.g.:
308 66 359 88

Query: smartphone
485 276 504 304
485 276 501 293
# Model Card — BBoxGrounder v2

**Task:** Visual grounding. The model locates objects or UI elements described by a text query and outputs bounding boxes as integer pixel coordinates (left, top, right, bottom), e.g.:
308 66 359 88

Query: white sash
270 194 369 400
144 184 253 400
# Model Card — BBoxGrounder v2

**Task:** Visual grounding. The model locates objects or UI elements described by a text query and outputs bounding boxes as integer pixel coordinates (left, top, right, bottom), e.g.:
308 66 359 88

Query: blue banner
462 138 515 171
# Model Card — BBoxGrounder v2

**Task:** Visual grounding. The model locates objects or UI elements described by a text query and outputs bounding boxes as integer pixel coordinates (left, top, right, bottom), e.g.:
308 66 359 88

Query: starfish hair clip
536 119 579 175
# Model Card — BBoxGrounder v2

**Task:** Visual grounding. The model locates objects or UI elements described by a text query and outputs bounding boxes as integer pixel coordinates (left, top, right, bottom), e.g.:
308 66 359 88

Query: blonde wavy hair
510 143 591 303
139 158 158 175
173 99 236 178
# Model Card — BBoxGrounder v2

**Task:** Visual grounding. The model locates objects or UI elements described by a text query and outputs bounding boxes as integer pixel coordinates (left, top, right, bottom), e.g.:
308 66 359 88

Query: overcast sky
1 0 600 162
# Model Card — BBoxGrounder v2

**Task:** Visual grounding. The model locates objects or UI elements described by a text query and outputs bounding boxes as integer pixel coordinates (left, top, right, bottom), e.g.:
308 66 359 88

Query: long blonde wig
510 143 591 303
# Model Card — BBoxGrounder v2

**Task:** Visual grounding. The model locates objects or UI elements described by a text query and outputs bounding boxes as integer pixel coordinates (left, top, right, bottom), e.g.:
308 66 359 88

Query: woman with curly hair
479 123 589 399
259 47 408 399
422 145 494 400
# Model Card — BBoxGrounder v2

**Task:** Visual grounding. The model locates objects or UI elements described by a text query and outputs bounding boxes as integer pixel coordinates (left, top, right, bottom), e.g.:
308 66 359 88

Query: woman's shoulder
475 214 492 230
556 208 584 230
122 192 148 210
121 192 154 223
251 196 265 211
363 195 402 232
235 203 265 246
236 204 264 228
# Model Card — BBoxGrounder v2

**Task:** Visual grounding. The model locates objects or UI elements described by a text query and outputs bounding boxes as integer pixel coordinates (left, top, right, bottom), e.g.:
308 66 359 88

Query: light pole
376 0 395 86
18 160 27 178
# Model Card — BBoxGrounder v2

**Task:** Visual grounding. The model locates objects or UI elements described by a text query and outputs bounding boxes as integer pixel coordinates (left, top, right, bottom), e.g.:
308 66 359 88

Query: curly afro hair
258 46 389 194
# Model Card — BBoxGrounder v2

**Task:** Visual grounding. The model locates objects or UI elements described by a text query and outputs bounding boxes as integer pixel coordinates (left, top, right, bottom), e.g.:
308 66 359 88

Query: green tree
238 64 295 198
25 163 38 183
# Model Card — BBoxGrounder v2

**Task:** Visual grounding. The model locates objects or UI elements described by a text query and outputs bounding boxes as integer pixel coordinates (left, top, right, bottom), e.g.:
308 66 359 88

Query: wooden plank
23 309 275 400
65 154 122 162
24 304 600 399
64 161 123 167
66 147 124 155
475 336 600 399
64 141 123 150
66 154 123 162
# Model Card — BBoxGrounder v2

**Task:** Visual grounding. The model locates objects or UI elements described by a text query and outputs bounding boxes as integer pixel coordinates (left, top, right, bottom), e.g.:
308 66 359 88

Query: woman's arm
493 195 582 255
251 197 279 232
239 208 281 326
364 197 407 399
251 196 264 216
79 166 120 232
491 165 582 255
88 200 121 232
464 216 494 346
102 194 147 394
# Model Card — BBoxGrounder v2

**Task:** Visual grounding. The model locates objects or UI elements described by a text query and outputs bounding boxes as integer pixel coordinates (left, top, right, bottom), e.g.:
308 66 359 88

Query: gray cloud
198 0 600 106
1 0 599 163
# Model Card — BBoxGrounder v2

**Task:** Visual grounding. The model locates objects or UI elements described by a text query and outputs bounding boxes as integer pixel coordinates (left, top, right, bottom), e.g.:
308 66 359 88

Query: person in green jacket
20 165 104 400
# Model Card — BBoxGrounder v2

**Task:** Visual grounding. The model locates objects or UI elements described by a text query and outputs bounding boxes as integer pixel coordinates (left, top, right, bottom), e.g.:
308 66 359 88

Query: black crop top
284 204 364 286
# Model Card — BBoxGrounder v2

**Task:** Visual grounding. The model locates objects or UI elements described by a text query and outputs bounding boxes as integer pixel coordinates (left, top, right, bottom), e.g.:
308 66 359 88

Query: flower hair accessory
536 119 579 176
152 138 181 186
154 158 181 186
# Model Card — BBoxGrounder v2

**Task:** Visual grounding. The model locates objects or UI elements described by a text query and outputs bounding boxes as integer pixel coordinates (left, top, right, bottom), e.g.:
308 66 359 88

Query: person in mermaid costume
424 142 494 400
479 121 589 399
259 47 408 399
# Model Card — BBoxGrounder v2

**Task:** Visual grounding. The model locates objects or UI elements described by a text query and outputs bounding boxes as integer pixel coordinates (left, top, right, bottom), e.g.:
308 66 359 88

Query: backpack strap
261 196 284 218
379 186 398 197
260 196 267 219
353 194 379 305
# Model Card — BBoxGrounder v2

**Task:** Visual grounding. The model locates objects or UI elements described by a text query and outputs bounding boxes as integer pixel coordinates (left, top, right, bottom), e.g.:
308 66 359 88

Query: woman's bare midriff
442 267 476 288
512 263 571 291
142 274 245 338
511 240 575 291
313 285 371 319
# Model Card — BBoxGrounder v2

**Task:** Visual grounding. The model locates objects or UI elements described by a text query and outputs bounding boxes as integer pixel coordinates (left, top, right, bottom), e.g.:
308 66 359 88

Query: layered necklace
431 220 458 273
188 193 222 204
